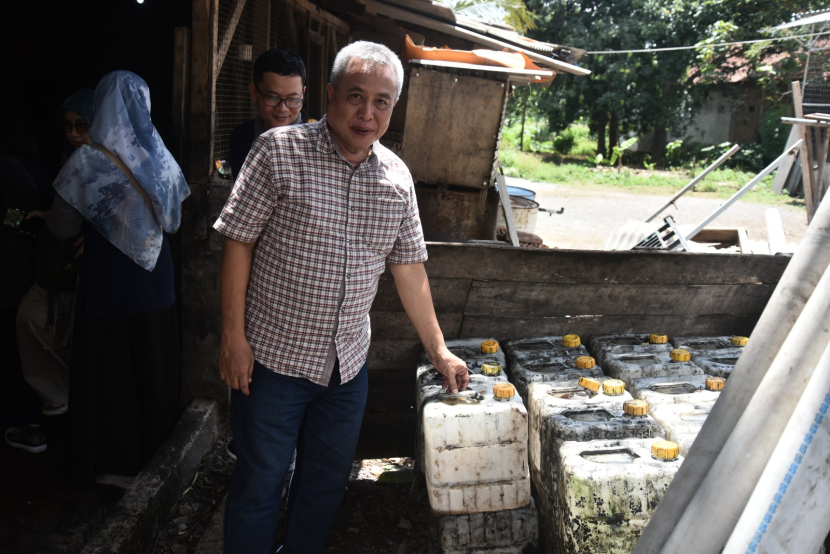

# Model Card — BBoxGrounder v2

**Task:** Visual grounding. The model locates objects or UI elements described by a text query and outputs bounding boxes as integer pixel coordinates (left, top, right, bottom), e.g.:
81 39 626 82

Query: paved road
505 176 810 251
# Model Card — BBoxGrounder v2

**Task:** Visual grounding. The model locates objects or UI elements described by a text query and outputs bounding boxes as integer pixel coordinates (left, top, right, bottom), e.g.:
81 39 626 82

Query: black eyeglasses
64 120 90 134
256 87 304 109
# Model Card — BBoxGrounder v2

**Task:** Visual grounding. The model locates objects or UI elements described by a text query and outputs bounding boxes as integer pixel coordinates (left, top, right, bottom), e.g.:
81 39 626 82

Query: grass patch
500 145 804 208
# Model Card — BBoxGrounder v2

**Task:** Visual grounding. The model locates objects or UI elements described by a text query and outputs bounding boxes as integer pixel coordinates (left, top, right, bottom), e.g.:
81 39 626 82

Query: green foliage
499 145 789 206
552 128 577 154
609 136 638 168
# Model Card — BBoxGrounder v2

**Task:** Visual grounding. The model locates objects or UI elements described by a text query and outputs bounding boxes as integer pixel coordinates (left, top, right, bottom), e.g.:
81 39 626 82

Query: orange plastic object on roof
404 35 555 82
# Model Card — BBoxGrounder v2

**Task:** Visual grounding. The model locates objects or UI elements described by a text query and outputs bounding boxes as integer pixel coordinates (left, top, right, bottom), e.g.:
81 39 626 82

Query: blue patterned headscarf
53 71 190 271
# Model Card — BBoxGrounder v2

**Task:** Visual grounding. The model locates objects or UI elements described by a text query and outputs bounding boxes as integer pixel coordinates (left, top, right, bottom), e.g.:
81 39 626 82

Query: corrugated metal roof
769 10 830 31
368 0 591 76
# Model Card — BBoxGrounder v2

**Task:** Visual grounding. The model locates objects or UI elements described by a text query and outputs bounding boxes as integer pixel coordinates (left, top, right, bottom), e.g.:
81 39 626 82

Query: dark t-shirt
229 113 306 181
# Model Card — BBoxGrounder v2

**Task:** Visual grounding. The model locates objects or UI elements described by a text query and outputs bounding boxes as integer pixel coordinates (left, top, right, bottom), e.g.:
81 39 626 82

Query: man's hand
430 345 469 394
220 333 254 395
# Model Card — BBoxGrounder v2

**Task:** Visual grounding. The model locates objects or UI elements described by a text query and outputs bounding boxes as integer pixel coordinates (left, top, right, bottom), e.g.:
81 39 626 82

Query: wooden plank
463 281 775 317
372 275 471 313
459 314 761 340
370 311 463 339
285 0 351 33
187 0 218 184
367 338 422 370
400 69 506 188
214 0 248 77
497 174 520 246
793 81 816 221
772 126 800 194
419 243 791 285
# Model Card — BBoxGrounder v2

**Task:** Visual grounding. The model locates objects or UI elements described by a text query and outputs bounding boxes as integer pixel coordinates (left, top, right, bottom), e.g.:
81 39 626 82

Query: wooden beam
793 81 816 221
496 174 520 246
214 0 248 78
286 0 351 33
188 0 218 185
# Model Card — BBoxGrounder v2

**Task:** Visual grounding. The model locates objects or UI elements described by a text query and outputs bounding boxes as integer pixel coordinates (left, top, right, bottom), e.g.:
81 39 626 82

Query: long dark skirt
67 303 180 483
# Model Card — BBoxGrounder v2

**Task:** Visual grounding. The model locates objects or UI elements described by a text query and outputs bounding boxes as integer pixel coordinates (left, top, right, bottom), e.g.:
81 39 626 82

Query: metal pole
645 144 741 222
683 141 802 241
632 160 830 554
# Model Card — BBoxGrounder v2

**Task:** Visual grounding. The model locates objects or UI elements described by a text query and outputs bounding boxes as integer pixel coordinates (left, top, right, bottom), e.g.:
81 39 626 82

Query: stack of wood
779 82 830 222
496 226 548 248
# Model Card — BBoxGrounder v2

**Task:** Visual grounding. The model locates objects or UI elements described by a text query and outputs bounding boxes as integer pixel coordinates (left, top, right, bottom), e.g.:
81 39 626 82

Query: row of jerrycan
417 334 745 506
416 333 747 551
507 333 745 553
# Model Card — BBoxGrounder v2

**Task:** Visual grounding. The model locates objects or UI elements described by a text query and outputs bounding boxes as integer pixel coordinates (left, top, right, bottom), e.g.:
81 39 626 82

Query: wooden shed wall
359 243 790 457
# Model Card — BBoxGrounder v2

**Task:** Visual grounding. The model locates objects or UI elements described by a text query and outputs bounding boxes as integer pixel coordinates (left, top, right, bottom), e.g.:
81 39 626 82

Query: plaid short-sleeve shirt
214 115 427 385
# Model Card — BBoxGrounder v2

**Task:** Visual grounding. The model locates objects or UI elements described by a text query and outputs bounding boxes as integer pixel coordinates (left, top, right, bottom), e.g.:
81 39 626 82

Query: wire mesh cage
212 0 342 170
214 0 269 164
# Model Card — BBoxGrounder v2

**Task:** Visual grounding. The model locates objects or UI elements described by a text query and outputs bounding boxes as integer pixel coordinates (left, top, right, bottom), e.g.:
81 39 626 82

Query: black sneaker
5 426 47 453
226 439 237 462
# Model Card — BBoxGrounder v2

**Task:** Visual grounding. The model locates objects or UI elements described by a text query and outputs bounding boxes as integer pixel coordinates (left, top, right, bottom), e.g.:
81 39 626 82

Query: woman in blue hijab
48 71 190 487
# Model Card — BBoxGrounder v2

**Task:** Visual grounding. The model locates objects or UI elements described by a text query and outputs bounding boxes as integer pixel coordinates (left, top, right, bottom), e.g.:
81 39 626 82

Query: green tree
524 0 807 165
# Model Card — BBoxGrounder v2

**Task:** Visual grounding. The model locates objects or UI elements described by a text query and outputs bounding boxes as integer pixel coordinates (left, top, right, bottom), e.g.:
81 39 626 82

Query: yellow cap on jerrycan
706 376 726 391
575 356 596 369
481 340 499 354
670 348 691 362
650 333 668 344
493 383 515 400
652 440 681 461
624 399 649 416
731 336 749 347
481 362 502 376
603 379 626 396
562 334 581 348
578 377 601 393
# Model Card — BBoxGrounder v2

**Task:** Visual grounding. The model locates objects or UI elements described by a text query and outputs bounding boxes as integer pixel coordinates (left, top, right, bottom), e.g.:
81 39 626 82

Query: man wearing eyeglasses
215 41 469 553
229 49 307 182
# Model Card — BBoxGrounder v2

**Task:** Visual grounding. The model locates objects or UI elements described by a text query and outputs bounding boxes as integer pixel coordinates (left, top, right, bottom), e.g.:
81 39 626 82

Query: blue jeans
223 360 368 554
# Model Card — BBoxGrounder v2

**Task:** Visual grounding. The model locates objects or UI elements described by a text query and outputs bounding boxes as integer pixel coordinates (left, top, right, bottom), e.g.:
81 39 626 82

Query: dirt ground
504 176 811 250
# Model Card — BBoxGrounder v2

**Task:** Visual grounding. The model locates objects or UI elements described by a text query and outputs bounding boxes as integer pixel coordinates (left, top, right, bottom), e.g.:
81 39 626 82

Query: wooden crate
399 68 508 188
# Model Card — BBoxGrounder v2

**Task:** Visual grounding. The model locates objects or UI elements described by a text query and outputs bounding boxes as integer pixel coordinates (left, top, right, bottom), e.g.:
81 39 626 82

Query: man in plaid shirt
214 41 469 554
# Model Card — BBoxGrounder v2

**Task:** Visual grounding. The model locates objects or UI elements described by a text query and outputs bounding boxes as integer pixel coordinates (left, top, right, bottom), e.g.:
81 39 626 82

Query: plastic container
691 347 744 377
424 337 508 377
671 335 748 353
525 377 636 482
540 438 683 554
602 348 704 386
649 401 714 456
421 382 531 515
587 333 674 366
416 366 508 469
628 374 722 407
504 335 590 364
428 498 539 554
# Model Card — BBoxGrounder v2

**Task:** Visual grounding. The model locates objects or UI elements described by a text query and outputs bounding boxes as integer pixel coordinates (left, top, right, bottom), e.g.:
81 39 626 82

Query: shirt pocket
353 189 406 257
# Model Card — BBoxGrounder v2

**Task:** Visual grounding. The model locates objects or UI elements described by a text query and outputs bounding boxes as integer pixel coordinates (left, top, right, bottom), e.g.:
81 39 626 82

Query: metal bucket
498 196 540 234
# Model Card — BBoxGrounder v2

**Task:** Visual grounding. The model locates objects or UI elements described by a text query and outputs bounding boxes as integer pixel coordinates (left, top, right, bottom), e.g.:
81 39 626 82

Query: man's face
326 59 397 164
248 72 305 129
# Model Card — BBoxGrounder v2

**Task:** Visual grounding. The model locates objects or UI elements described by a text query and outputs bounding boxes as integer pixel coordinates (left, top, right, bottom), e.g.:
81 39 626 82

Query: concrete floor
0 415 121 554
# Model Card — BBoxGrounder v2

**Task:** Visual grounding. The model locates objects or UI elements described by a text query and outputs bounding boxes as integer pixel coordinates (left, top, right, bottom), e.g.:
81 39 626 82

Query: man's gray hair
330 41 404 100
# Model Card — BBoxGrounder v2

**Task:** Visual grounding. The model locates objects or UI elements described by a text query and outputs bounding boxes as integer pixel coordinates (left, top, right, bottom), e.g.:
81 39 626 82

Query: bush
552 128 577 154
